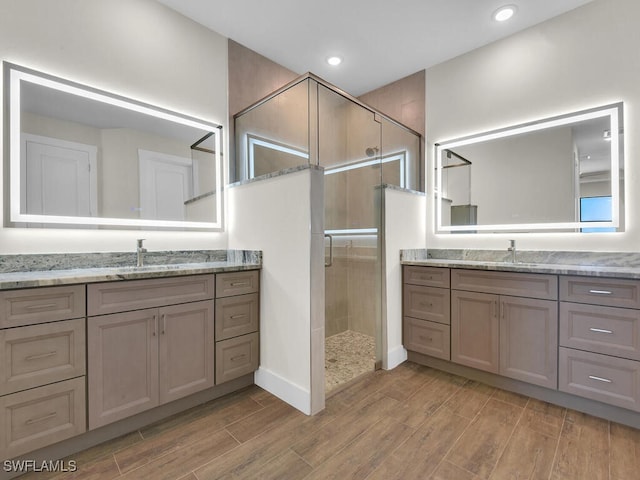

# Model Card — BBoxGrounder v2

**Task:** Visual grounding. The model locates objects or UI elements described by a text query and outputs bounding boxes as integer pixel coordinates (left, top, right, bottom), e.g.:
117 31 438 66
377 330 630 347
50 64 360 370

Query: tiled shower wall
325 246 377 338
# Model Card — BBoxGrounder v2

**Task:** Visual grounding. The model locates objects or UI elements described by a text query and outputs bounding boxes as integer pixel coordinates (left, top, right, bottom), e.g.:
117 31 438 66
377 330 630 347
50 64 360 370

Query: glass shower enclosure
234 74 421 394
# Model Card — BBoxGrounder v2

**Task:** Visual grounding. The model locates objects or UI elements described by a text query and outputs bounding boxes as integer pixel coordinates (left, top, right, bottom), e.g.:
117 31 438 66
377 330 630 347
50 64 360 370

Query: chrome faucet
507 239 517 263
136 239 147 267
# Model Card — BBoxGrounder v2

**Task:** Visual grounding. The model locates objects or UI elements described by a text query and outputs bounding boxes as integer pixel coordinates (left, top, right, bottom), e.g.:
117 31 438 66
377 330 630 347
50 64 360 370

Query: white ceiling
156 0 594 96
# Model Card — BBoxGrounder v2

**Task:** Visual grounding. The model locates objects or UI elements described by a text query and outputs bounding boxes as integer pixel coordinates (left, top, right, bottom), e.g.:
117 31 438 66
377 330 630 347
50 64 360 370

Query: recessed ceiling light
326 56 343 66
493 5 517 22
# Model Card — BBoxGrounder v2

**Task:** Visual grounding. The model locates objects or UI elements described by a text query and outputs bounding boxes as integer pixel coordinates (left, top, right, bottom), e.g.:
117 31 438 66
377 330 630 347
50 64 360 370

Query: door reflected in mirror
6 62 222 229
435 103 624 233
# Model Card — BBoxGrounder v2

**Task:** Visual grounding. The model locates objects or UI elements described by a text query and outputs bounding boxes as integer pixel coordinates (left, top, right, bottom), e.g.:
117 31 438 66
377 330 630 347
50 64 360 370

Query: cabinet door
451 290 499 373
88 309 159 429
159 301 215 404
500 296 558 388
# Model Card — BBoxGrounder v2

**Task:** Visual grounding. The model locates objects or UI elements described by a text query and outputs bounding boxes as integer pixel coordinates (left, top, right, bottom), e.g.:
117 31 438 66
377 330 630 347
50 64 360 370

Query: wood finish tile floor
16 362 640 480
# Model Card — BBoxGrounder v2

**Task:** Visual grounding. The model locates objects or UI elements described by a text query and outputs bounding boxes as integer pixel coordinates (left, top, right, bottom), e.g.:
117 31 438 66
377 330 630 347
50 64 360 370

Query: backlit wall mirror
5 63 222 229
435 103 623 233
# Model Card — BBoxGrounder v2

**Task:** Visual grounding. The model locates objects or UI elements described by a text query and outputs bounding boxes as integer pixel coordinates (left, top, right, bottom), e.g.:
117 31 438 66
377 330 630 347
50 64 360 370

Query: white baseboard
385 345 408 370
254 366 311 415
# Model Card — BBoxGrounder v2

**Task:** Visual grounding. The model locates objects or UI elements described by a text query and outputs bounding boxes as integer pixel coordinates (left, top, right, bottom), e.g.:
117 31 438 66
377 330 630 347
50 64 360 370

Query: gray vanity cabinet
450 289 558 387
402 266 451 360
451 269 558 388
87 275 215 429
214 271 260 384
0 285 86 459
559 276 640 411
451 290 499 373
403 267 559 389
498 296 558 388
88 308 159 428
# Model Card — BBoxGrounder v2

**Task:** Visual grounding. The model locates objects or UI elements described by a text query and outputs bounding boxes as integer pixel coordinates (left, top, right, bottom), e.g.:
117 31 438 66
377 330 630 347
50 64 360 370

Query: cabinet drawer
560 302 640 360
0 377 86 459
215 293 259 341
0 318 86 396
403 285 450 325
0 285 85 329
216 332 259 384
403 317 450 360
216 270 259 298
559 347 640 411
560 276 640 309
451 269 557 300
88 274 214 316
403 266 450 288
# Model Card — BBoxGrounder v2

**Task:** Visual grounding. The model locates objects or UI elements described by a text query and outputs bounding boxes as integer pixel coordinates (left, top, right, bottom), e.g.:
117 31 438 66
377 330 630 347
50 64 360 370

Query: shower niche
234 73 421 394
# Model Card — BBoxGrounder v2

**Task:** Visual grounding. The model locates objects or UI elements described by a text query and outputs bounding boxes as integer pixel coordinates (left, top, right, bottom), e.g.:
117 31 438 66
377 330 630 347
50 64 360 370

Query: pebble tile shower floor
324 330 375 393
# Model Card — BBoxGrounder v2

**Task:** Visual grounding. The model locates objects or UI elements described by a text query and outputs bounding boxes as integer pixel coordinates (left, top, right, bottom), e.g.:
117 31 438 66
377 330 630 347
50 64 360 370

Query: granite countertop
0 250 262 290
401 249 640 280
401 258 640 280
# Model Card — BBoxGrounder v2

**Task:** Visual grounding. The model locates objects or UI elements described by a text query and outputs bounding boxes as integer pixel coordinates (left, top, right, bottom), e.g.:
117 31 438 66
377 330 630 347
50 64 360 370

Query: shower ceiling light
326 56 343 66
493 5 517 22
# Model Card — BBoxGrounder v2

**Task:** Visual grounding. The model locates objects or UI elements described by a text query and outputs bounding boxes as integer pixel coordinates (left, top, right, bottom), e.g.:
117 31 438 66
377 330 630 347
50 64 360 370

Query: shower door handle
325 234 333 267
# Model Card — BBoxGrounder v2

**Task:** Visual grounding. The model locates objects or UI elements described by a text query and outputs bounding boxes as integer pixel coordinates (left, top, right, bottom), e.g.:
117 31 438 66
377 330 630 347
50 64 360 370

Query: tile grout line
484 397 529 479
223 426 244 446
305 416 390 473
427 381 494 478
608 420 612 480
290 446 315 470
112 453 123 477
361 373 452 478
547 406 568 480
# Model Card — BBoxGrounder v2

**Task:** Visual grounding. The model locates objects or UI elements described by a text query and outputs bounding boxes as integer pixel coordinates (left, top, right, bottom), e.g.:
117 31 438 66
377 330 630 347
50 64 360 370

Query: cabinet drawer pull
152 315 158 336
230 314 247 320
418 335 433 343
25 351 57 361
588 375 612 383
160 314 166 335
230 282 249 287
25 412 57 425
25 303 58 311
419 275 433 280
419 302 433 308
231 353 247 362
588 289 613 295
589 327 613 334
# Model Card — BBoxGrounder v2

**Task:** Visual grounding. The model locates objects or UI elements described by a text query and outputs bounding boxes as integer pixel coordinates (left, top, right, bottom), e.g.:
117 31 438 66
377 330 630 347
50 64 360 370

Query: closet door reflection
319 85 382 394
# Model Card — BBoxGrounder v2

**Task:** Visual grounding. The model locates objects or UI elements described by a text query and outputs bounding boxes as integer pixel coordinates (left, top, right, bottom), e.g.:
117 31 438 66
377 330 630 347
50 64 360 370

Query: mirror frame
434 103 623 233
5 62 223 230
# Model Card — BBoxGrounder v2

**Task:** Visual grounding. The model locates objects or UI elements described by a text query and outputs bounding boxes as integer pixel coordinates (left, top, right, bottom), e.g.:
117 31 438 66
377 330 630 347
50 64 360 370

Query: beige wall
359 70 425 137
425 0 639 250
0 0 228 253
228 40 299 182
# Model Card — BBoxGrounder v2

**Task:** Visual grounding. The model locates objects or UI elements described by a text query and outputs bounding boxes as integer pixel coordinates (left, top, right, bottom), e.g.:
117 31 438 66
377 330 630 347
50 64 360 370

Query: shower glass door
318 83 383 394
